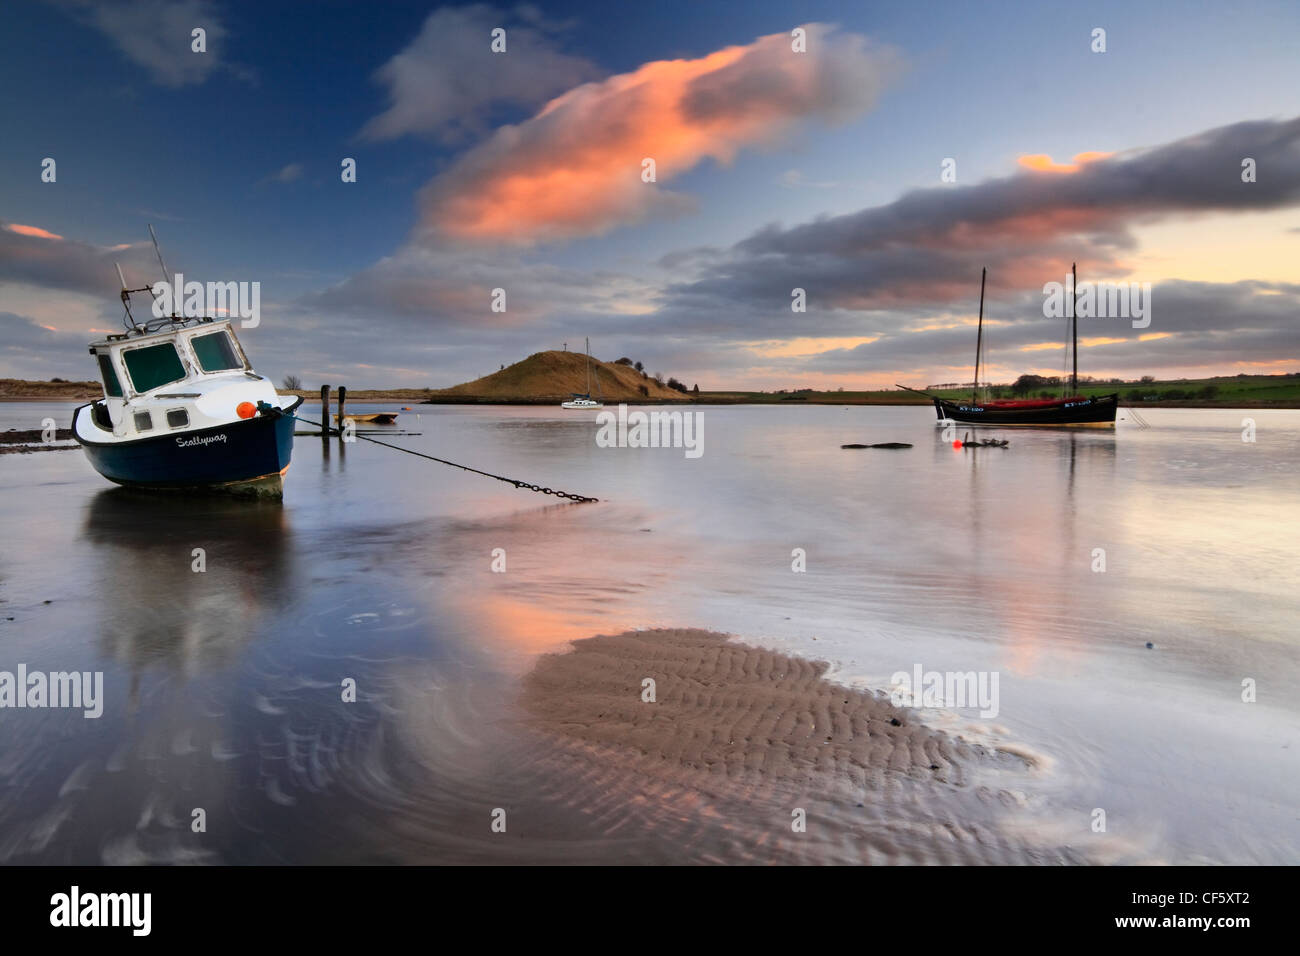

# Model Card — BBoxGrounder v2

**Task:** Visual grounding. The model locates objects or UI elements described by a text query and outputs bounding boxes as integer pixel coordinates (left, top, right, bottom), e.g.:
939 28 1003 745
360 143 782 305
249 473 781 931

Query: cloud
0 311 66 349
0 311 97 379
359 4 597 143
303 244 659 333
414 23 903 245
653 115 1300 332
779 169 838 189
51 0 229 87
1017 151 1113 173
4 223 64 240
0 221 163 297
268 163 303 184
290 115 1300 388
793 281 1300 378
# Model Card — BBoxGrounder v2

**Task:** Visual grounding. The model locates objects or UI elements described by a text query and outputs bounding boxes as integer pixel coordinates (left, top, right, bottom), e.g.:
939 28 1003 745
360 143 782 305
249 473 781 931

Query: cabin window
191 331 243 373
133 411 153 431
166 408 189 428
123 343 187 393
97 353 123 398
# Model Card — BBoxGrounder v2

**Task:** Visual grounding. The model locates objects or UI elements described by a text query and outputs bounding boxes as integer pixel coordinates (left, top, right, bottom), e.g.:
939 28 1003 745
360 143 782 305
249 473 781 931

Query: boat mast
585 337 592 395
972 267 986 404
1070 261 1078 395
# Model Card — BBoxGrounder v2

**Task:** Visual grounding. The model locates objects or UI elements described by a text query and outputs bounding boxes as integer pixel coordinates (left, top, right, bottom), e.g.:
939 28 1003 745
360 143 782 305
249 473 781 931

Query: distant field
4 373 1296 406
700 374 1300 407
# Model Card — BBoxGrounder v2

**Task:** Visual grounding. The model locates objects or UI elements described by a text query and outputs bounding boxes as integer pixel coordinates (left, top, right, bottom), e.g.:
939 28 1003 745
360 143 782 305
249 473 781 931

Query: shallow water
1 402 1297 863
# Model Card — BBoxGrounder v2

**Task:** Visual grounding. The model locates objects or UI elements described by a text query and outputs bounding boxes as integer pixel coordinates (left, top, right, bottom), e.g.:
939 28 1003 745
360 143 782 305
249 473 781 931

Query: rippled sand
508 629 1090 864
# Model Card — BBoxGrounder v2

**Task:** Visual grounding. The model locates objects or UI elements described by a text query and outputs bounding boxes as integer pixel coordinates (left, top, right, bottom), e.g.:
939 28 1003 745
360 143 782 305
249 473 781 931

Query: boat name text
176 433 228 448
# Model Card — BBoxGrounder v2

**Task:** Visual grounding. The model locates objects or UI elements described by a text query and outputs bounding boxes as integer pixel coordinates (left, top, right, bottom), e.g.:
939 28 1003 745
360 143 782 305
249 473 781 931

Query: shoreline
4 394 1295 409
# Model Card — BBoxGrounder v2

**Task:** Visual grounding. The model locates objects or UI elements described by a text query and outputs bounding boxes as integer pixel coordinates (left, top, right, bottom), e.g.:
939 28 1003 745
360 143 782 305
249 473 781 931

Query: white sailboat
561 337 604 409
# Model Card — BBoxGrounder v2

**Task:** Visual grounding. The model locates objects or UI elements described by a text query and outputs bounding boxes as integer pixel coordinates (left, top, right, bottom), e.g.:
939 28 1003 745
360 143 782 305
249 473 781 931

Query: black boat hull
74 397 303 496
933 393 1118 427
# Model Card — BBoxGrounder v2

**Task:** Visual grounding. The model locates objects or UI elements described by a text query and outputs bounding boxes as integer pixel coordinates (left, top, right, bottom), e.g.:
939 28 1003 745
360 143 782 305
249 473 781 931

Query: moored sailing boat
921 265 1117 428
560 337 604 409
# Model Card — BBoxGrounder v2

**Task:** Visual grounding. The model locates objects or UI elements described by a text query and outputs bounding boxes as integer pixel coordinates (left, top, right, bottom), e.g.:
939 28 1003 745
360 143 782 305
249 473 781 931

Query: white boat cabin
82 318 282 442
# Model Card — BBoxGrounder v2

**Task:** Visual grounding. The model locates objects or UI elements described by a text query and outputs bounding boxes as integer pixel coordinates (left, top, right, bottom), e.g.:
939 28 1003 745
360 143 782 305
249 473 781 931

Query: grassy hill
425 351 690 403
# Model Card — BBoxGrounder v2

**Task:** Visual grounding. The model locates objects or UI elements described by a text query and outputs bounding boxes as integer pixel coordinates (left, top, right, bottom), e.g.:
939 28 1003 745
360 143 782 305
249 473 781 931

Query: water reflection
0 404 1292 864
82 490 293 687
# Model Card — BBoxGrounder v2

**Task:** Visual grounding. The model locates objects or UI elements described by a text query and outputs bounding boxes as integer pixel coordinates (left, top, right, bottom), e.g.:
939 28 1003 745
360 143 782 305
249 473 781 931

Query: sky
1 0 1298 390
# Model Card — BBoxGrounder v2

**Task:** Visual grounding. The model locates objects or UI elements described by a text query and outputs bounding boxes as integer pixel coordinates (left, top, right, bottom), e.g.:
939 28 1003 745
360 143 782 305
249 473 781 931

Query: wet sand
513 628 1084 864
520 628 1014 788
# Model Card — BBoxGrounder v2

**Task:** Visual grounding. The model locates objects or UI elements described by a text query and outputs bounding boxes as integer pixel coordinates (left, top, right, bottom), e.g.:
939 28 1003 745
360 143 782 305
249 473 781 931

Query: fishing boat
912 265 1117 428
561 337 604 409
71 231 302 497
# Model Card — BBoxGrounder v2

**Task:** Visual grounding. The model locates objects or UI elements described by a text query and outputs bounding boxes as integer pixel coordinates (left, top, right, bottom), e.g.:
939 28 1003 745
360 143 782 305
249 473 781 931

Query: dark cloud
0 224 162 298
656 115 1300 325
49 0 231 87
798 280 1300 377
359 4 598 143
0 311 93 380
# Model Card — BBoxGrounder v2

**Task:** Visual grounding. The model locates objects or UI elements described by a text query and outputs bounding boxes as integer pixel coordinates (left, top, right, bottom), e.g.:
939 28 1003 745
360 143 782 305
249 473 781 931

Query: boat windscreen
123 342 187 393
97 353 123 398
191 330 243 372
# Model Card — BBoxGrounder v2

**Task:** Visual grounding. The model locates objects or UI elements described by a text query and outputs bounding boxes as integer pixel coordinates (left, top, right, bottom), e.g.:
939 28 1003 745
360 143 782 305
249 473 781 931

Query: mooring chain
284 411 599 503
511 481 595 502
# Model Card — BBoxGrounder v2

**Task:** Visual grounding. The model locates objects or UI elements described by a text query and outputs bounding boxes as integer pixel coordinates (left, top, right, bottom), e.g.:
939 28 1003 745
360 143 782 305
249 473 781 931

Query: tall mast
1070 261 1078 395
972 267 986 404
585 337 591 395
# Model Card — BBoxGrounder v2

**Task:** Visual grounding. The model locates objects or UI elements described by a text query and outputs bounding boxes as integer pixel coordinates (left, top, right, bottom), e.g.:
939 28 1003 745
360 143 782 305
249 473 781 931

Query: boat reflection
81 490 294 697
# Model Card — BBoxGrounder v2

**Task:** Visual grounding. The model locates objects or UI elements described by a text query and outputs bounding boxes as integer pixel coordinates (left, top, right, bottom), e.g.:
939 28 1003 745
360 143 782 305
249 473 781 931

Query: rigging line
283 411 600 503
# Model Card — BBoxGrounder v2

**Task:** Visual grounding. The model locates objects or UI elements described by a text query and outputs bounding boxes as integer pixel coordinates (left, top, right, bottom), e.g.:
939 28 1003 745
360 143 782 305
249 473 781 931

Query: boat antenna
113 260 153 331
147 224 169 282
115 260 135 328
148 223 177 318
972 267 986 404
1071 261 1078 395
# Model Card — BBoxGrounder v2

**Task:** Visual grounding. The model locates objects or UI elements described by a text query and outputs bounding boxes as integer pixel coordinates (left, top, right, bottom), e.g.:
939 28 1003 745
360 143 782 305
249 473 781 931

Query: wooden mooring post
320 385 331 438
337 385 347 441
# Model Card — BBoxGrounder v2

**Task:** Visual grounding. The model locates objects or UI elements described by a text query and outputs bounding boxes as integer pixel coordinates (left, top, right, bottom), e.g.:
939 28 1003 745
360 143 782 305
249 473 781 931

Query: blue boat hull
74 398 302 496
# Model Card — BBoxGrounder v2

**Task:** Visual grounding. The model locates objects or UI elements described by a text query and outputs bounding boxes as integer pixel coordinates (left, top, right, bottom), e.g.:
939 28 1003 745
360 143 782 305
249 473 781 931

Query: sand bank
511 628 1087 863
521 628 1024 793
